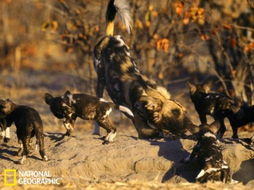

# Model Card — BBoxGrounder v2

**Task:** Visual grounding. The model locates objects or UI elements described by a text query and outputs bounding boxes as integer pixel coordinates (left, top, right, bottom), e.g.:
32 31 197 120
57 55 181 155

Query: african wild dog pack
0 0 253 184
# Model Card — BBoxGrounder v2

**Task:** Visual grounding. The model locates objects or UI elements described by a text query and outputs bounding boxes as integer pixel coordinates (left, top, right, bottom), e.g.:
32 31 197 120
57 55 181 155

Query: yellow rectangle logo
4 169 17 186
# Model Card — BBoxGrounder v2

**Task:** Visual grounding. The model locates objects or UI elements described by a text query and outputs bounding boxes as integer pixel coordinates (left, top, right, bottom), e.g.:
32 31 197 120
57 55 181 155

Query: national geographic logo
2 169 61 186
3 169 17 186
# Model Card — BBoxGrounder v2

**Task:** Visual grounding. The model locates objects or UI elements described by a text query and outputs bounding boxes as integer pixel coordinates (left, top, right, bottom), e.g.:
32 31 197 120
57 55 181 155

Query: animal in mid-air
93 0 199 139
45 91 133 144
0 99 48 164
183 125 231 183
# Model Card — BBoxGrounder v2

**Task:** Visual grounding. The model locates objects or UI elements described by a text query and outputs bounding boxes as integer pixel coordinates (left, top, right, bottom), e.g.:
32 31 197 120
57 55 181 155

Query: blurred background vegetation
0 0 254 103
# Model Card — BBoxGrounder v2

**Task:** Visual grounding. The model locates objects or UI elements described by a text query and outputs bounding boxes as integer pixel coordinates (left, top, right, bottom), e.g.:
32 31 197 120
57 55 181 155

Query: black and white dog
188 82 254 139
45 91 133 144
183 126 231 183
93 0 199 139
0 99 48 164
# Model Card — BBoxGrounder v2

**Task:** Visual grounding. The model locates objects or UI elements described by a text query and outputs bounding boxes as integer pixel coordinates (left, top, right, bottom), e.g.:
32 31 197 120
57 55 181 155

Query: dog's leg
35 138 39 151
97 117 116 144
17 139 23 156
231 125 239 139
93 122 100 135
214 119 226 139
104 129 117 144
18 138 29 164
63 120 73 136
96 77 105 99
199 114 207 125
3 127 10 143
37 134 48 161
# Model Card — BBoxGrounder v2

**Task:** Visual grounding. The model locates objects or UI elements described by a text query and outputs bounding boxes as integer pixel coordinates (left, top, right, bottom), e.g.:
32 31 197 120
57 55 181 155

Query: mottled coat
45 91 133 144
0 99 48 164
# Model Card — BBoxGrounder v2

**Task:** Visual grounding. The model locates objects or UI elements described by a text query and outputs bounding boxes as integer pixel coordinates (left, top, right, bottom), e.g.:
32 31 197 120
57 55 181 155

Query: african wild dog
93 0 199 139
0 99 48 164
187 82 243 138
45 91 133 144
183 125 231 183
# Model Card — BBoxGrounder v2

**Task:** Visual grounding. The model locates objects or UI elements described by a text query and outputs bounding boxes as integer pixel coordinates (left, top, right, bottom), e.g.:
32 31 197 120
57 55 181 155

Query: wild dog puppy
226 104 254 139
93 0 199 139
187 82 242 138
45 91 133 144
183 126 231 183
0 99 48 164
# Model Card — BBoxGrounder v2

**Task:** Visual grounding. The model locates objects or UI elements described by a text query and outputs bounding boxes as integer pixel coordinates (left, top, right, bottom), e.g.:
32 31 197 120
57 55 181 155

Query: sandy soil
0 70 254 189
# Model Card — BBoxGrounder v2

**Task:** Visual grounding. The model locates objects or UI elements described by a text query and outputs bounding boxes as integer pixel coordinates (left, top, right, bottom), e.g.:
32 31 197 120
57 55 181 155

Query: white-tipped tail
114 0 133 33
119 105 134 118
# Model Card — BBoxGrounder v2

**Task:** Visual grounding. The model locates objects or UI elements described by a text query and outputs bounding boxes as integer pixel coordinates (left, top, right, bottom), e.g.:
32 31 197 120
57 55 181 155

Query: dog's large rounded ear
64 90 72 97
186 82 196 94
44 93 53 104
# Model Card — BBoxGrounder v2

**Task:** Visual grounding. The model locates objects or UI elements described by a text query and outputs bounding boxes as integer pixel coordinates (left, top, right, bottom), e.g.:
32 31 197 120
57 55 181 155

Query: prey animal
93 0 199 139
183 126 231 183
187 82 242 138
45 91 133 144
0 99 48 164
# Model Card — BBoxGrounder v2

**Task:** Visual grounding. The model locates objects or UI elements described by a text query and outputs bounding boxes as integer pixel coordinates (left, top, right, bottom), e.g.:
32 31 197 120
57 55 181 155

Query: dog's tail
100 98 134 119
106 0 132 36
112 103 134 119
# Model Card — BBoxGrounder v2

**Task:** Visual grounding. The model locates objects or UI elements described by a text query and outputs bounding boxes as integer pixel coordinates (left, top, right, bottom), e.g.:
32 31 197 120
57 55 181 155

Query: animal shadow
45 132 66 142
233 158 254 184
150 139 200 183
0 146 17 163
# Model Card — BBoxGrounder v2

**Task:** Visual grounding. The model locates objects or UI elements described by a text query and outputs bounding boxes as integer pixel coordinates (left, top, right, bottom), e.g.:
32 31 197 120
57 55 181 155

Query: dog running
93 0 199 139
45 90 133 144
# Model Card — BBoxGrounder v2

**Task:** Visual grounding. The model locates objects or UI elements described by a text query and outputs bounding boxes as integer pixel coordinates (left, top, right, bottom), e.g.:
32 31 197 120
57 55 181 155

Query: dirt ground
0 70 254 189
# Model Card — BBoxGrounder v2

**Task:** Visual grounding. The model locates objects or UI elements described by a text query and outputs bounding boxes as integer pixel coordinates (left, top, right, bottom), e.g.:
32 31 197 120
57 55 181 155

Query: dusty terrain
0 70 254 189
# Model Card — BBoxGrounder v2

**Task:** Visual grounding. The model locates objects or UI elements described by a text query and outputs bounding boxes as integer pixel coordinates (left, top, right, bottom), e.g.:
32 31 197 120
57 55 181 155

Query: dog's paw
18 156 27 165
102 141 110 145
42 155 49 161
64 131 71 136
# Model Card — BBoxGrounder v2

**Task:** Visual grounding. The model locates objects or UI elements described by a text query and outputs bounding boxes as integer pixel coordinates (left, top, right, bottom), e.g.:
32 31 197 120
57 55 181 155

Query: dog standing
0 99 48 164
183 126 231 183
187 82 244 138
93 0 199 139
45 91 133 144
